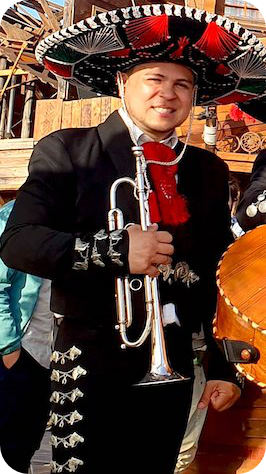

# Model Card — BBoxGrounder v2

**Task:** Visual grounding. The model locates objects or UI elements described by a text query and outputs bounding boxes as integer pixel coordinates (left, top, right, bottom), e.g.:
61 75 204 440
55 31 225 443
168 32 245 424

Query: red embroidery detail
170 37 190 59
44 58 72 78
194 22 240 60
125 14 169 49
215 63 231 75
142 142 190 228
108 48 131 58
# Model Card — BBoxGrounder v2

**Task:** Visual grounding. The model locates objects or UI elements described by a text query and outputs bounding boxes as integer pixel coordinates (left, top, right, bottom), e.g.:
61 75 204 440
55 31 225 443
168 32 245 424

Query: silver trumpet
108 146 189 386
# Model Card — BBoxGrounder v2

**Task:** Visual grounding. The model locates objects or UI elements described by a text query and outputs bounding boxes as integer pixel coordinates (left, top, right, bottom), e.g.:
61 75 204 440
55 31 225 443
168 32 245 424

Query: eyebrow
144 72 194 84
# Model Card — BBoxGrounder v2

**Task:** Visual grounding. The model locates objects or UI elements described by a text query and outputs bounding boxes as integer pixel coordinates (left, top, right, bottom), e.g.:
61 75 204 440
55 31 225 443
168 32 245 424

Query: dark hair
229 174 241 202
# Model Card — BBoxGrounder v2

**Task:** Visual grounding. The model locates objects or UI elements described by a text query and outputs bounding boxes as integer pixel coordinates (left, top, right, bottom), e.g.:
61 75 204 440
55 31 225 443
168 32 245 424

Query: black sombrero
35 4 266 108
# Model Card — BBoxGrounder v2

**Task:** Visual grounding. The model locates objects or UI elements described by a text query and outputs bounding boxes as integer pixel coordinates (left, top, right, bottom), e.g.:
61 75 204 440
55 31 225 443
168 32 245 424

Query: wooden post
57 0 75 100
6 76 17 138
0 95 8 139
0 57 7 98
21 74 35 138
0 42 27 101
215 0 225 15
0 57 7 139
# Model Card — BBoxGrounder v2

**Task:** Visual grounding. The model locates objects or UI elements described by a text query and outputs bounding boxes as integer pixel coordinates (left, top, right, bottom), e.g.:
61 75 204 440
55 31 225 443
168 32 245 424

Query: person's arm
198 379 241 412
200 156 241 411
0 261 22 357
1 134 86 280
0 133 173 281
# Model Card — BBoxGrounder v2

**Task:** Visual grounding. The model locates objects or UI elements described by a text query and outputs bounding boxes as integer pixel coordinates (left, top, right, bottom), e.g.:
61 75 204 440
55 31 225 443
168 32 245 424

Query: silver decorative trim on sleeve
91 229 108 267
51 432 84 449
51 457 84 473
73 238 90 270
107 229 124 266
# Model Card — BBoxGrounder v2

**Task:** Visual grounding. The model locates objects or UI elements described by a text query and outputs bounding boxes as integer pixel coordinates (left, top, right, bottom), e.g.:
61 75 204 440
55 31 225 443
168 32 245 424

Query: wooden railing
0 138 37 192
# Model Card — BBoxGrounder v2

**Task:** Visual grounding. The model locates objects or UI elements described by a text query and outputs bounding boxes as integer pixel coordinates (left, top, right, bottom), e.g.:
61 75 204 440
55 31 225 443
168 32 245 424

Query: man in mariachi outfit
236 149 266 232
230 98 266 234
2 4 266 474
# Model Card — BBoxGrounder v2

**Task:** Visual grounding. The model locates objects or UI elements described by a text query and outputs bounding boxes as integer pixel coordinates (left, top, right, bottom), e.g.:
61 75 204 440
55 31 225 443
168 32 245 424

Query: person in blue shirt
0 200 53 473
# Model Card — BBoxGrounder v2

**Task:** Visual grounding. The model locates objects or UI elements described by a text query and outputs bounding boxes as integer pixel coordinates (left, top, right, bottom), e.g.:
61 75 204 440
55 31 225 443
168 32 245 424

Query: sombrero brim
36 4 266 107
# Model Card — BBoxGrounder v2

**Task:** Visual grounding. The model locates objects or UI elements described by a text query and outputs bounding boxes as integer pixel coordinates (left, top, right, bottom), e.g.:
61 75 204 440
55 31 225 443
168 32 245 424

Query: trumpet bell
136 371 190 387
135 277 190 387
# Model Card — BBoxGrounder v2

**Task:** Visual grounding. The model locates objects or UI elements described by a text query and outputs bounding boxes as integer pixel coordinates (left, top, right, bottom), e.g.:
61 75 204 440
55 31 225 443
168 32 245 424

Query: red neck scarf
142 142 189 228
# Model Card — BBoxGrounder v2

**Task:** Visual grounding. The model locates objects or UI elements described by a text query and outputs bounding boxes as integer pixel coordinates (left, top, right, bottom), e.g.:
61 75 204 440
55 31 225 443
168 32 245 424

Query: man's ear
121 72 128 84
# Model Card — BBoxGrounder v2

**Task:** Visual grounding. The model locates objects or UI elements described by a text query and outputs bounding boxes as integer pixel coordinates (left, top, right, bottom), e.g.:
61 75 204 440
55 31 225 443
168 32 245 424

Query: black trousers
50 318 193 474
0 347 50 473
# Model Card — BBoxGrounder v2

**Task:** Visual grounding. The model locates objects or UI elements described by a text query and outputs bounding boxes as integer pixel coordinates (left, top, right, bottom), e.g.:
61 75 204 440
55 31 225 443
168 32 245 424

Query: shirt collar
118 107 178 149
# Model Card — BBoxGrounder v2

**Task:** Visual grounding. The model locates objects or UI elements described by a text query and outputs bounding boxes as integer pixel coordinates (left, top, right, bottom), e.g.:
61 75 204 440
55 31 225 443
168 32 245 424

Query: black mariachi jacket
0 111 234 382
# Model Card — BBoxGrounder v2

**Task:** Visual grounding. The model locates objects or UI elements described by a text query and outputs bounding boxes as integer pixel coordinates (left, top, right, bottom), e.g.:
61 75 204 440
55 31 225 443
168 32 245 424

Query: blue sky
21 0 64 21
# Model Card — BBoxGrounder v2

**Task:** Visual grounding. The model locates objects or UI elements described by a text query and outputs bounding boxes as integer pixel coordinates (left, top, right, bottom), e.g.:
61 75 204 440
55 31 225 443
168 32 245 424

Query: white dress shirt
22 279 54 369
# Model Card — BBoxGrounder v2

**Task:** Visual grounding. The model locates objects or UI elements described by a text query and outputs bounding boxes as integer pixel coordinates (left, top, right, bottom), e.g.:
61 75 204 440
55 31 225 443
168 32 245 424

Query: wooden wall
33 98 265 173
2 96 266 193
33 97 121 140
0 138 36 193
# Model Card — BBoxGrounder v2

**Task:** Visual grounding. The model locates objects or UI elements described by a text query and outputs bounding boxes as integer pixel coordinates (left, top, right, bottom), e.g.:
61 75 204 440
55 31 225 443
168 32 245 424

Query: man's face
123 62 195 141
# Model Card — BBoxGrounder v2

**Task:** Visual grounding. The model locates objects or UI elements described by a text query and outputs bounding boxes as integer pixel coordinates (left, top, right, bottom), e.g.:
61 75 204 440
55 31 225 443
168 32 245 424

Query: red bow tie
142 142 189 228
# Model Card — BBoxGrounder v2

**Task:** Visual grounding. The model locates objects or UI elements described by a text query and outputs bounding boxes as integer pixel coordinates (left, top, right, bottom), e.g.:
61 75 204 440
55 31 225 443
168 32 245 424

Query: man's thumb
198 384 212 410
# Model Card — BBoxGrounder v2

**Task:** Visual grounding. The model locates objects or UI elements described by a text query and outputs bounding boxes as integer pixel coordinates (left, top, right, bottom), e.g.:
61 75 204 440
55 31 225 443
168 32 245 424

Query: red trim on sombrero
143 142 190 228
125 14 169 49
44 58 72 78
216 91 256 104
108 48 131 58
170 37 190 59
194 22 240 60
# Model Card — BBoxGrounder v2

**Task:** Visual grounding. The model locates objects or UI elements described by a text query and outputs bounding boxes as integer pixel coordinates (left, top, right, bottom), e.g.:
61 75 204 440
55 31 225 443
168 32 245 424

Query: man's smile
152 107 176 115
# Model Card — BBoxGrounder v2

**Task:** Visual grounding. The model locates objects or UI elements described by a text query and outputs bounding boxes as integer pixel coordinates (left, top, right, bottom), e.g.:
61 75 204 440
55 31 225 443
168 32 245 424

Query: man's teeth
154 107 173 113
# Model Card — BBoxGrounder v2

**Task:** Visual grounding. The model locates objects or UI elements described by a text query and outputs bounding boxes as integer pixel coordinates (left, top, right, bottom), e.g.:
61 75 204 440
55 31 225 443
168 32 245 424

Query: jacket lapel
98 111 139 222
98 111 136 179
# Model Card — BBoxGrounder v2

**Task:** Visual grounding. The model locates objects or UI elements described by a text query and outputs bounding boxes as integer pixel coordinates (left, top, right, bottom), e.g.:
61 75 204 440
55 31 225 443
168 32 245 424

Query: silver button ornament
246 190 266 217
246 204 258 217
258 200 266 213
